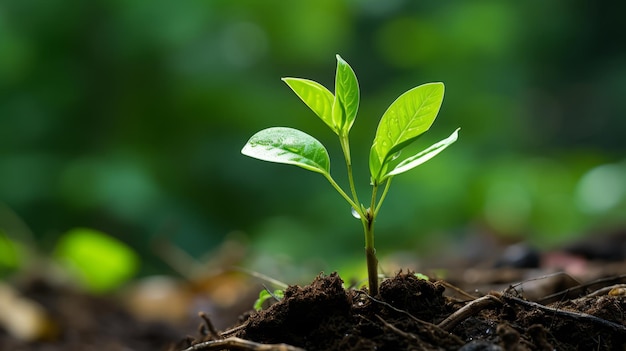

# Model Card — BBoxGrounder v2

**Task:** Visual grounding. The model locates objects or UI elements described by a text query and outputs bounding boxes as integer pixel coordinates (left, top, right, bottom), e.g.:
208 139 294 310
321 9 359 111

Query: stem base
365 246 379 296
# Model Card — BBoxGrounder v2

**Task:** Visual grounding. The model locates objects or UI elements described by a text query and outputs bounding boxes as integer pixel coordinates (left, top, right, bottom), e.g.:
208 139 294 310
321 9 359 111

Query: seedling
242 55 459 296
253 288 285 311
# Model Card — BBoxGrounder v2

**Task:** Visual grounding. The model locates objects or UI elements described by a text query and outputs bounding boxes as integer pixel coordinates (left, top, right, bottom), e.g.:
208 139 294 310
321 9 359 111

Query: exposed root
180 337 306 351
537 273 626 304
219 323 248 337
437 294 503 331
502 294 626 335
183 312 304 351
438 280 480 301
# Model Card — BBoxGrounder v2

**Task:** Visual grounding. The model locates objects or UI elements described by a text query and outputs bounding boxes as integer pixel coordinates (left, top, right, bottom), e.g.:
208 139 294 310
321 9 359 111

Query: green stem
334 132 384 295
323 173 360 212
363 212 378 296
363 177 394 295
363 183 380 296
374 177 393 216
338 133 378 294
339 134 360 207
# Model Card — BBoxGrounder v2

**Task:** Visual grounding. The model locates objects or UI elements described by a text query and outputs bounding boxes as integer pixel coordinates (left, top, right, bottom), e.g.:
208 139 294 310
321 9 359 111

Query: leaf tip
336 54 348 65
451 127 460 140
241 142 253 157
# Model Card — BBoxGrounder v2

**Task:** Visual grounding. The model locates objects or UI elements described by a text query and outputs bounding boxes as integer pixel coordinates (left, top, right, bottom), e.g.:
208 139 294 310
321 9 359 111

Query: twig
220 322 248 337
538 274 626 304
261 284 283 302
198 312 221 340
438 280 479 301
508 271 580 291
233 267 289 289
575 284 626 300
502 293 626 335
437 294 503 332
180 337 306 351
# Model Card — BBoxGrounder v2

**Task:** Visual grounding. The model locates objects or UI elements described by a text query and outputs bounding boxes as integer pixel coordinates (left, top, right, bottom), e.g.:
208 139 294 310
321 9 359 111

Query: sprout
242 55 459 296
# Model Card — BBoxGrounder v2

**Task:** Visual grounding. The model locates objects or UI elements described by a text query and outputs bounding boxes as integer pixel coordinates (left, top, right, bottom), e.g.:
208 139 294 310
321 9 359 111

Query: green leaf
414 273 430 281
282 78 337 134
253 289 284 311
369 82 445 182
241 127 331 175
383 128 459 180
54 227 139 293
0 230 21 272
332 54 359 134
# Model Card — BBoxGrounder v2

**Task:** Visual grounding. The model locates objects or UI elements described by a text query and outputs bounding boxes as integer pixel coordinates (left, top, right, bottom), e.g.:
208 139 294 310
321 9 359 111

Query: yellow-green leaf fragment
54 228 139 293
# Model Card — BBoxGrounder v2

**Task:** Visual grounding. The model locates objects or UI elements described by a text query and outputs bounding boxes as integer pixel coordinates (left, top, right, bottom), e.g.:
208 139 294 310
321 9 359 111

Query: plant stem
323 173 359 212
363 210 379 296
363 178 393 295
362 183 380 296
339 134 379 294
374 177 393 216
339 134 360 207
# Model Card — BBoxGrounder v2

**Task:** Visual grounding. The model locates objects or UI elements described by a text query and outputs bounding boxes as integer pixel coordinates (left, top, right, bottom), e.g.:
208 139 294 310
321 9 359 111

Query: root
502 294 626 335
538 274 626 304
180 337 306 351
437 294 503 331
182 312 305 351
437 288 626 337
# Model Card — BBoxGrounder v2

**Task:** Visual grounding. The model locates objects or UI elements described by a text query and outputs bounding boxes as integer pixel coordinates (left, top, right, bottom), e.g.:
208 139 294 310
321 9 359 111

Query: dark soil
176 271 626 351
3 241 626 350
0 278 183 351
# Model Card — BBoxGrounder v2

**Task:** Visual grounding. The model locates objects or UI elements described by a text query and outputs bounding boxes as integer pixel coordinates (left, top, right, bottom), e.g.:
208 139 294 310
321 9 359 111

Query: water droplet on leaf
351 207 361 219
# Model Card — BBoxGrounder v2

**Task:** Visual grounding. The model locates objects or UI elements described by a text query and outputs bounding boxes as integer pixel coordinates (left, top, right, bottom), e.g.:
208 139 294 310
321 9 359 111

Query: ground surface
176 271 626 351
3 232 626 350
0 277 183 351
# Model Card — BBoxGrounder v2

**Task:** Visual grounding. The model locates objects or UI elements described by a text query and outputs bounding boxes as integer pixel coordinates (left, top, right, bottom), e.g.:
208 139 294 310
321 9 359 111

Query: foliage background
1 0 625 283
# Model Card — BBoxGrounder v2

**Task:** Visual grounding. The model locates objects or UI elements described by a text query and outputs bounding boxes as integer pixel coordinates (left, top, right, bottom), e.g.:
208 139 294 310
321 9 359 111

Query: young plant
253 288 285 311
242 55 459 296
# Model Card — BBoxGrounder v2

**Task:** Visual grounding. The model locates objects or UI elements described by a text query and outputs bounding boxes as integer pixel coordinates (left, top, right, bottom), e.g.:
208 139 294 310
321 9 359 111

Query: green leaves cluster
242 54 458 190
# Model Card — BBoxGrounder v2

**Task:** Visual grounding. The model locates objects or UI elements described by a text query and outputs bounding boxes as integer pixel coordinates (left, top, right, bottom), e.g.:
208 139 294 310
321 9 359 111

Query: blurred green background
1 0 625 285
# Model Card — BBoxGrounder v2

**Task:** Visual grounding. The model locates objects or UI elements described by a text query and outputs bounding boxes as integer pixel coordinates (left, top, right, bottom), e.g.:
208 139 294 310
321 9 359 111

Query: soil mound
178 271 626 351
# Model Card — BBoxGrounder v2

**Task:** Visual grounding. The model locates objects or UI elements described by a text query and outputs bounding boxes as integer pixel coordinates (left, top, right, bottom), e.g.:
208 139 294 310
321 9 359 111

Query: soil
0 277 183 351
3 232 626 351
175 271 626 351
